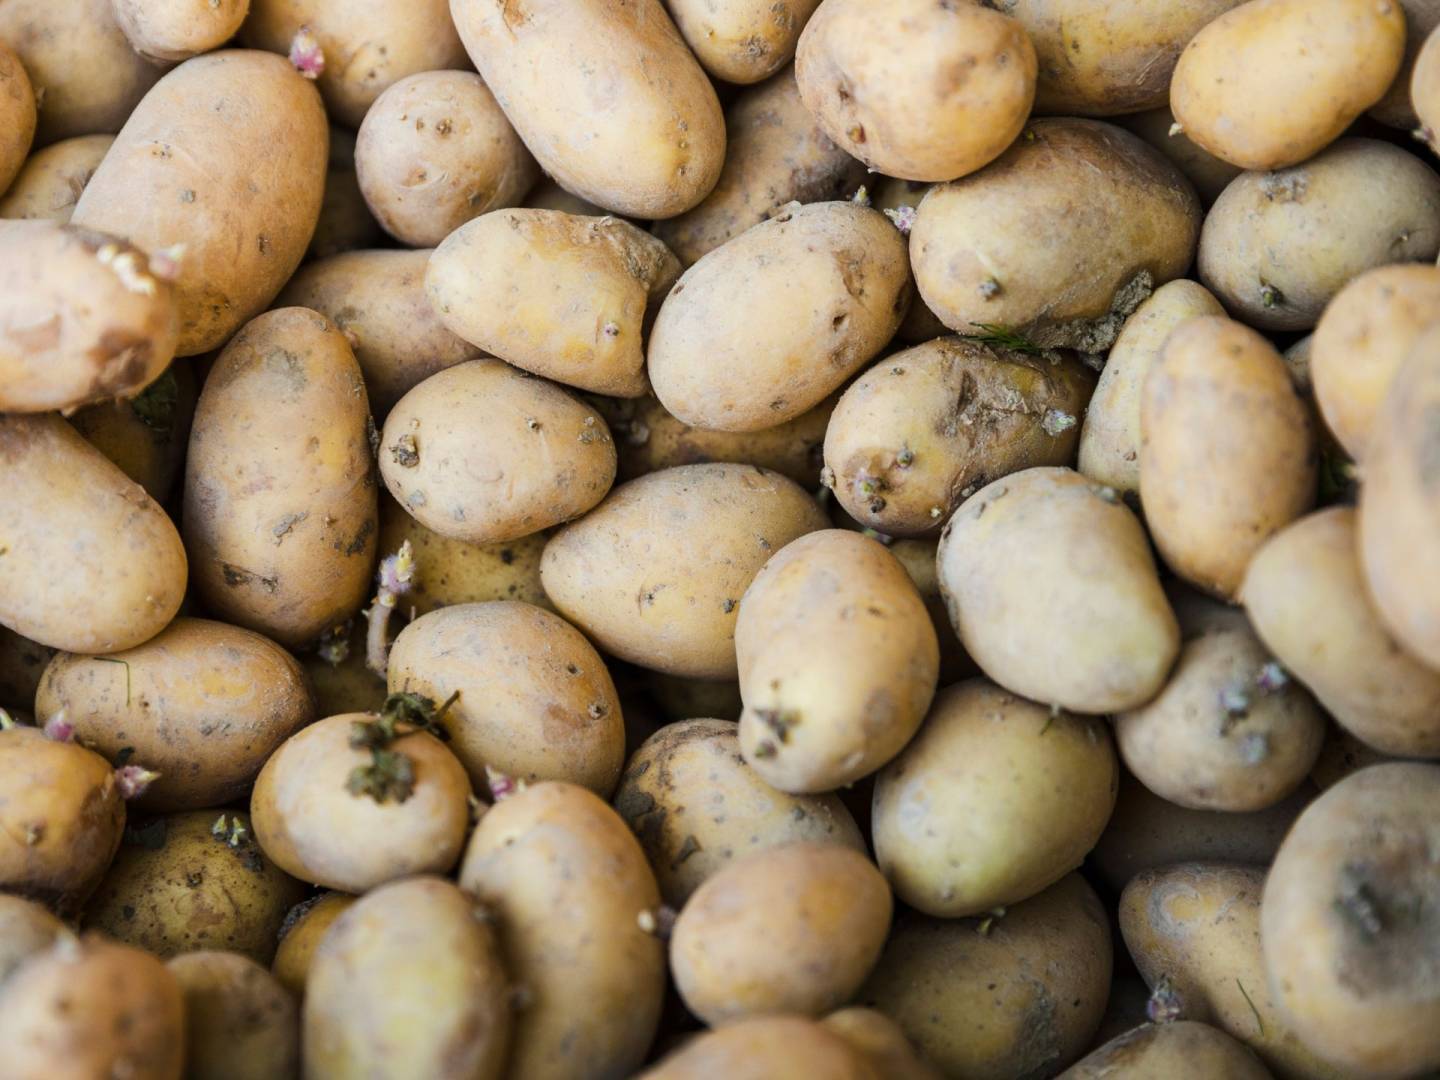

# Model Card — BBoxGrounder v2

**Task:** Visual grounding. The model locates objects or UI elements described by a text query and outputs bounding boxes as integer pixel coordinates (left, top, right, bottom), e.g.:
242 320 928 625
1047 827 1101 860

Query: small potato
168 951 298 1080
1120 107 1242 204
669 0 818 84
0 133 113 222
869 178 949 344
938 467 1179 714
737 530 939 792
911 119 1201 351
0 895 66 986
271 893 355 999
0 626 54 712
0 414 186 654
1261 763 1440 1078
36 618 315 812
278 249 482 417
250 712 472 893
640 1016 879 1080
824 338 1096 537
305 877 510 1080
541 463 828 679
821 1008 942 1080
873 679 1117 917
308 128 383 259
1171 0 1404 170
184 309 377 650
649 201 910 432
70 363 198 504
1141 317 1316 599
1418 26 1440 152
112 0 250 63
1372 0 1440 127
1059 1021 1274 1080
0 221 179 413
1197 138 1440 331
1077 279 1226 498
0 41 35 195
459 782 665 1080
427 209 680 396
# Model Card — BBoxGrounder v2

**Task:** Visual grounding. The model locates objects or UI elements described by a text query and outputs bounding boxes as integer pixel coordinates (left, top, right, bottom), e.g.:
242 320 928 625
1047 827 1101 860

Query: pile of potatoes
3 0 1440 1077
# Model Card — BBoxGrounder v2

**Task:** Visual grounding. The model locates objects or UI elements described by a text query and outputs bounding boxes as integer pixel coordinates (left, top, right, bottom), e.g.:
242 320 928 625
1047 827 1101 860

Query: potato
35 617 315 812
168 950 299 1080
646 673 743 722
459 782 665 1080
1261 763 1440 1078
873 679 1116 917
667 0 817 84
821 1008 942 1080
649 201 910 432
911 119 1201 351
0 936 183 1080
541 463 828 679
112 0 250 63
70 362 198 504
883 536 974 684
1059 1021 1274 1080
868 178 949 344
184 309 376 649
305 876 510 1080
239 0 468 129
427 209 680 396
938 467 1178 713
0 41 35 195
1371 0 1440 127
0 221 179 413
861 873 1111 1080
1171 0 1404 170
1418 25 1440 152
71 51 327 356
1120 107 1242 204
1311 721 1407 790
641 1016 879 1080
0 133 113 222
278 250 482 418
824 338 1096 537
1077 280 1225 498
0 414 186 654
300 623 385 719
0 895 66 986
1141 317 1316 599
0 627 54 712
308 127 382 259
271 892 355 999
653 69 865 268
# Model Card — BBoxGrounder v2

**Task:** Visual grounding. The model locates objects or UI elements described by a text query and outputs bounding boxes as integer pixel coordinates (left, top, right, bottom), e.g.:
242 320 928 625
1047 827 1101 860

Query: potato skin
70 363 198 505
71 51 328 356
669 0 818 84
459 782 665 1080
270 892 355 999
451 0 725 219
0 895 66 986
1058 1021 1274 1080
168 951 299 1080
112 0 250 63
820 1008 942 1080
1418 26 1440 152
0 42 35 195
1120 106 1242 205
641 1016 880 1080
649 201 910 432
0 134 113 222
304 876 510 1080
0 413 186 654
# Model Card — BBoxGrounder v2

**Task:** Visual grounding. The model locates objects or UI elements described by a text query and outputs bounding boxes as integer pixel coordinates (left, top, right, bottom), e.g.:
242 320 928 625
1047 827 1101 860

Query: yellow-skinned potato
938 467 1179 714
308 127 382 259
669 0 818 84
824 338 1096 537
641 1016 880 1080
911 119 1201 351
1059 1021 1274 1080
0 413 186 654
36 618 315 813
0 133 113 222
71 51 327 356
304 876 510 1080
451 0 724 219
427 209 680 396
168 951 298 1080
1141 317 1316 599
1371 0 1440 127
112 0 250 63
1261 763 1440 1079
0 221 179 413
873 679 1117 917
250 712 472 893
1120 106 1242 204
1171 0 1404 170
1418 26 1440 152
0 895 66 986
652 68 866 268
0 41 35 195
541 463 828 679
271 892 355 999
459 782 665 1080
1198 139 1440 331
184 308 377 650
821 1008 942 1080
355 71 538 248
649 201 910 432
1077 279 1225 498
70 363 198 504
796 0 1036 182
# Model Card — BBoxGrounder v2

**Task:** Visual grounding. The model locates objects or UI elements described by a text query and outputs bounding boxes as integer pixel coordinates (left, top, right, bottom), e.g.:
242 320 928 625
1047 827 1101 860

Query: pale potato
112 0 250 63
669 0 819 84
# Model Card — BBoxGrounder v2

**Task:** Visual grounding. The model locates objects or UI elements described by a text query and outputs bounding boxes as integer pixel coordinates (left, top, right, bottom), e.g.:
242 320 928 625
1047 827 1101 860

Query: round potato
1120 106 1243 204
669 0 818 84
0 41 35 195
308 127 383 259
70 363 198 505
0 895 66 986
1371 0 1440 127
0 133 113 222
641 1016 879 1080
168 950 298 1080
271 892 355 999
821 1008 942 1080
1059 1021 1274 1080
112 0 250 63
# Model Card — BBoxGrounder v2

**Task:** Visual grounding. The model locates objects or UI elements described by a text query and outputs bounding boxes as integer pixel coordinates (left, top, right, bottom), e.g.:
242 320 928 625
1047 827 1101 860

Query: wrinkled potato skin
70 363 198 504
271 892 355 999
1141 318 1316 599
825 338 1096 537
938 467 1179 714
308 127 382 259
1120 107 1242 204
451 0 725 219
0 895 65 986
0 42 35 194
0 134 113 222
459 782 666 1080
184 309 377 650
428 209 680 396
669 0 818 84
0 222 179 413
112 0 250 63
168 951 298 1080
641 1016 880 1080
36 618 315 813
1059 1021 1274 1080
1171 0 1404 170
305 877 510 1080
541 463 828 679
649 201 910 432
821 1008 942 1080
0 414 187 654
1371 0 1440 127
1198 139 1440 331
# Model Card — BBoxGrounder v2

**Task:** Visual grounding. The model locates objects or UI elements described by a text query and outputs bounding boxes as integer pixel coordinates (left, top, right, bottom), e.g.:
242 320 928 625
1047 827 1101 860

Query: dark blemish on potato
257 234 269 255
722 598 736 613
755 707 799 744
344 517 375 557
1259 281 1284 309
272 512 308 544
88 331 153 398
390 434 419 467
587 702 609 720
752 740 777 759
220 563 279 594
672 835 702 867
121 905 136 921
179 189 195 203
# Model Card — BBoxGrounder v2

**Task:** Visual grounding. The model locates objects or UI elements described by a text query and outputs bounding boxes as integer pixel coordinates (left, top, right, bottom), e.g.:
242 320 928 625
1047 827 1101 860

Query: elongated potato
0 133 113 222
0 413 186 654
451 0 724 219
71 51 327 356
669 0 818 84
459 782 665 1080
641 1016 878 1080
649 201 910 432
169 951 299 1080
184 308 377 650
112 0 250 63
0 42 34 195
70 362 198 504
1059 1021 1274 1080
0 895 66 986
427 209 680 396
1120 107 1243 204
271 892 355 999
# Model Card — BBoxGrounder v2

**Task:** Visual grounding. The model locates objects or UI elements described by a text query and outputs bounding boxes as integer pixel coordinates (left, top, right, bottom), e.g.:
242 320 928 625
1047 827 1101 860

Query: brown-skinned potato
641 1016 880 1079
270 892 355 999
668 0 819 84
1059 1021 1274 1080
820 1008 942 1080
70 363 198 505
0 41 35 195
0 134 114 222
168 950 299 1080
